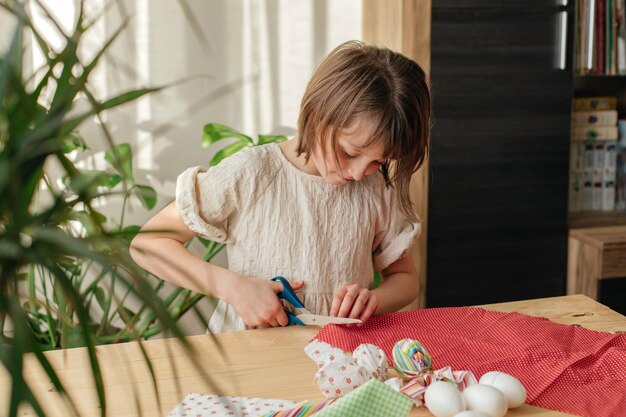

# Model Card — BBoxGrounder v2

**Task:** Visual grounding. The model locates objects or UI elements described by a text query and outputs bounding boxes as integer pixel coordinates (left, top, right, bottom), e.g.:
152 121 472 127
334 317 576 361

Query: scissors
271 276 362 326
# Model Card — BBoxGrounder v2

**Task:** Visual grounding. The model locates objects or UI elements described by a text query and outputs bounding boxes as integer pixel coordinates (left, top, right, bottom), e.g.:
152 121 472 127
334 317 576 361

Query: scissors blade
295 314 362 326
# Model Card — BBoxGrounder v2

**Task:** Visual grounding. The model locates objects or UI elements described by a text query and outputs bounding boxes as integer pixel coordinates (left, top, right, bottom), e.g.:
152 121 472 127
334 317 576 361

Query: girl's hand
329 283 379 323
221 273 305 328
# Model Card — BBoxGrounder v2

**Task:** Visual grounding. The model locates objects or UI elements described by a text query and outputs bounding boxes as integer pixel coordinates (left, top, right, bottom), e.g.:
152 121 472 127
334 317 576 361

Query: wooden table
2 294 625 417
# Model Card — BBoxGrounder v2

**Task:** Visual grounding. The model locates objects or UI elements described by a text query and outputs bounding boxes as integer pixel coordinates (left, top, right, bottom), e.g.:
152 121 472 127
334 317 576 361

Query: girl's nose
350 162 369 181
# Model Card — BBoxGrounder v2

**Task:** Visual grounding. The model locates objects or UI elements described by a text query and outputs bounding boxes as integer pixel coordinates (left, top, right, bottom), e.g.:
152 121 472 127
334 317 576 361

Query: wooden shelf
569 210 626 228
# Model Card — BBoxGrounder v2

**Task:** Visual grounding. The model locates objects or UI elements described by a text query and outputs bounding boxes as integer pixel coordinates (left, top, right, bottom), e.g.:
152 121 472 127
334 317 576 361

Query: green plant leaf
58 260 81 278
60 324 87 349
0 241 22 260
132 184 157 210
121 225 141 244
195 235 213 248
67 171 121 196
68 210 108 235
94 287 107 311
60 86 162 137
104 143 133 181
209 141 252 166
258 134 288 145
62 132 89 153
99 173 122 189
202 123 253 147
117 306 137 325
373 271 382 288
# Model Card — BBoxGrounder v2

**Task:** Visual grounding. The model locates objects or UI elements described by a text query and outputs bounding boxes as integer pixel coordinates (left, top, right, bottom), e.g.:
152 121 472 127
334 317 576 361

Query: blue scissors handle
271 276 307 326
285 311 305 326
271 276 305 308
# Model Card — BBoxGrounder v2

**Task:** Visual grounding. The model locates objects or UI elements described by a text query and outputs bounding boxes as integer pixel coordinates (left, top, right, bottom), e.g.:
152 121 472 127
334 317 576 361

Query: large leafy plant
0 1 198 415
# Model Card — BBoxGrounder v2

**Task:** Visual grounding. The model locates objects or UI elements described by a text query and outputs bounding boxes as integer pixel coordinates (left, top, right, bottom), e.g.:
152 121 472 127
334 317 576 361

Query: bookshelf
570 0 626 228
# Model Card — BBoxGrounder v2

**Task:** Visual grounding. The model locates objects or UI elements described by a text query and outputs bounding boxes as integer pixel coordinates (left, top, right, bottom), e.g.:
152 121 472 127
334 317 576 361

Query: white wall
70 0 362 335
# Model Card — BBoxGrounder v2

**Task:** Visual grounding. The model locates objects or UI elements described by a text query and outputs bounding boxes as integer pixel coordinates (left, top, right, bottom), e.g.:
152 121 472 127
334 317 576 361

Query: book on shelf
618 0 626 72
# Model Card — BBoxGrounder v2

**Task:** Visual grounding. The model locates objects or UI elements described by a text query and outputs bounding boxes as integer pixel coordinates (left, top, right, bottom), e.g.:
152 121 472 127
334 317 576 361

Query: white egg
479 371 527 408
424 381 466 417
453 411 491 417
462 384 508 417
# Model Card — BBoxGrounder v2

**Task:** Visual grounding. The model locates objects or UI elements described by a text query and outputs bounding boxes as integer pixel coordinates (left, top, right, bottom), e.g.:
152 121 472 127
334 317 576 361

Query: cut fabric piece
313 378 413 417
304 340 388 398
313 307 626 417
167 393 297 417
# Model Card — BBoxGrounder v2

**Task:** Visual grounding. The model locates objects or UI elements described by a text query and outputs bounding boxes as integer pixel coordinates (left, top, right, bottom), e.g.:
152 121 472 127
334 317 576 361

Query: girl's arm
372 253 420 313
329 251 419 321
129 202 302 327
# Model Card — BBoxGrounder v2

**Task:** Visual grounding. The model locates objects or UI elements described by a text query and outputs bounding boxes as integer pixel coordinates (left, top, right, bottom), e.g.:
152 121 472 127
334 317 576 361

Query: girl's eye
341 148 355 159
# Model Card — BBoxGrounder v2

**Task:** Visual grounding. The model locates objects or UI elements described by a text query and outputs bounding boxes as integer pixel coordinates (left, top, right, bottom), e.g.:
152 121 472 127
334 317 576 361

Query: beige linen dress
176 143 420 333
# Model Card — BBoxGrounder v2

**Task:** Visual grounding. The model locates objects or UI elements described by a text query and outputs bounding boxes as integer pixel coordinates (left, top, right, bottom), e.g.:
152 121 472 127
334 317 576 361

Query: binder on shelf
603 179 617 210
570 141 584 171
584 142 595 170
606 141 618 170
569 171 583 212
594 142 607 169
571 110 619 126
572 125 619 141
573 97 617 111
582 173 594 211
593 174 603 210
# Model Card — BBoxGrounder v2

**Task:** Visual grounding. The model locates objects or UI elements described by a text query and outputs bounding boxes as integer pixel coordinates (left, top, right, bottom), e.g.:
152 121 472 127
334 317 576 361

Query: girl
130 40 431 333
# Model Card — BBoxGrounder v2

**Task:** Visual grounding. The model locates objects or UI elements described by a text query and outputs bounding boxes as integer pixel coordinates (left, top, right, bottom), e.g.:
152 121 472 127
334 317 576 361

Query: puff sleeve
372 186 421 272
175 150 254 244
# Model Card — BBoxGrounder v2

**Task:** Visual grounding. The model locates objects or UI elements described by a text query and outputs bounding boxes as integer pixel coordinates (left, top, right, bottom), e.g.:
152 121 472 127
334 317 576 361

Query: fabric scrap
313 378 413 417
167 393 297 417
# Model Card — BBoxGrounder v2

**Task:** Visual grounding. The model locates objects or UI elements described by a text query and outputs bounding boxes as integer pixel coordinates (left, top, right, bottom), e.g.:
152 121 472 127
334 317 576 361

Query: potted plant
0 2 198 415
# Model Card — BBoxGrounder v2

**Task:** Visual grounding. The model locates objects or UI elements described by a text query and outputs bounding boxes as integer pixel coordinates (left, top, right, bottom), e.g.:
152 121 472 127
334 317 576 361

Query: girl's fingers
275 309 289 327
270 279 305 293
337 287 360 318
359 296 379 323
348 288 370 319
291 280 305 290
330 285 348 316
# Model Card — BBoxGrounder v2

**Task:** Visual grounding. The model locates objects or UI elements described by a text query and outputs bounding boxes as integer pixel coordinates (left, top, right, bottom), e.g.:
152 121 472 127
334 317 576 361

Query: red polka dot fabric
313 307 626 417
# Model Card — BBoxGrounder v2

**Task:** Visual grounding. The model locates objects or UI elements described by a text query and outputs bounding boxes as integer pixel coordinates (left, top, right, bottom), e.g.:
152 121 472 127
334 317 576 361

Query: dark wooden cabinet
426 2 575 306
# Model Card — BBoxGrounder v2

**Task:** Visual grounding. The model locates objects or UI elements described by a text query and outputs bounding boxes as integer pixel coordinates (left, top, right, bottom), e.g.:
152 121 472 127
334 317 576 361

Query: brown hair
296 40 431 222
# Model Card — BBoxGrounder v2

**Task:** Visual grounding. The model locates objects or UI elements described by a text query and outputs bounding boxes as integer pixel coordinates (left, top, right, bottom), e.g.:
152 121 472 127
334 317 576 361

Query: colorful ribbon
395 366 478 405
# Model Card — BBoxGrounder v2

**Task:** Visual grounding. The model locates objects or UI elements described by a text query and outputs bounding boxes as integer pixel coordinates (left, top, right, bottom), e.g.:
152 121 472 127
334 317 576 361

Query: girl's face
310 118 386 186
